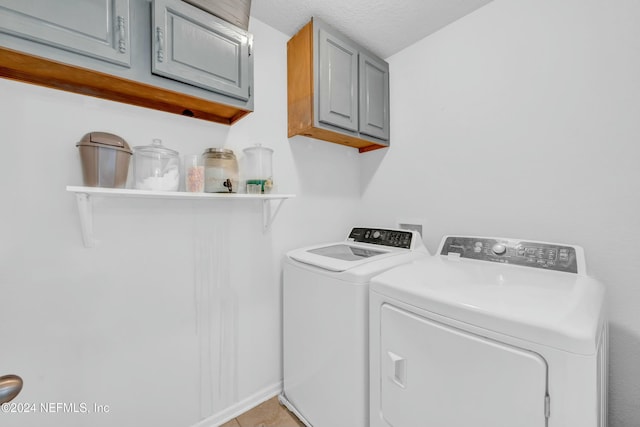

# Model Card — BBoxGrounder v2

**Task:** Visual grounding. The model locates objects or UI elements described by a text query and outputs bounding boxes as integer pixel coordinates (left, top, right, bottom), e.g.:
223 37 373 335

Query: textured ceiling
251 0 493 58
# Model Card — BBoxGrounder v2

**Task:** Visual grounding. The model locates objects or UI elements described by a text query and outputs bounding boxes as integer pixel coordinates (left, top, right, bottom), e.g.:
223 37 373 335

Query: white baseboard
278 393 312 427
190 381 283 427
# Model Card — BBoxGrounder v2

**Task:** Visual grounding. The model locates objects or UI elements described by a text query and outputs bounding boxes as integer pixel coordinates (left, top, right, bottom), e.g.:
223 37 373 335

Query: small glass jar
184 154 204 193
202 148 239 193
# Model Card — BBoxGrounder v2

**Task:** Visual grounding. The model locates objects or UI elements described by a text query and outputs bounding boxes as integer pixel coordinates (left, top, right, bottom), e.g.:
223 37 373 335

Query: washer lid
289 242 406 272
287 227 428 273
307 244 387 261
371 256 605 355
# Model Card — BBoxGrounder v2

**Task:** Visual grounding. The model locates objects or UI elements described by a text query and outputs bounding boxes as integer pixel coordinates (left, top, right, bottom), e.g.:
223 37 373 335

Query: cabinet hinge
544 394 550 419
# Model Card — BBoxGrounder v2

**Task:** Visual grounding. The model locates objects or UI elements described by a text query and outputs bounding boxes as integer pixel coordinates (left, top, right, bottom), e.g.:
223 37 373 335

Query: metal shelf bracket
75 192 95 248
262 198 287 232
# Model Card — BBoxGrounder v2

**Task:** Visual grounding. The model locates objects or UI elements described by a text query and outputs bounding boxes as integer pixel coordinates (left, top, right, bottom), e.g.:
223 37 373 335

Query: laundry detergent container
76 132 132 188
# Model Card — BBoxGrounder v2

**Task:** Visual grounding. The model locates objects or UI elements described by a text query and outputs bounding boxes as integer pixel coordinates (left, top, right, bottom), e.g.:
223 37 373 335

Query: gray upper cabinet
315 20 390 140
0 0 253 124
0 0 131 67
317 28 359 132
152 0 252 101
288 18 389 153
358 52 390 141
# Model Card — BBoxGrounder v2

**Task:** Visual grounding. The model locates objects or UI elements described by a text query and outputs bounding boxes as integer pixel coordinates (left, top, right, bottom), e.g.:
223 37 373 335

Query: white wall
3 1 638 425
0 17 361 427
360 0 640 425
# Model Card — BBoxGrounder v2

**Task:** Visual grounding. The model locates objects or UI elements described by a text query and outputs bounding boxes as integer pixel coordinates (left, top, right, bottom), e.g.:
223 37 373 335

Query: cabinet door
317 28 359 132
152 0 251 101
0 0 130 67
359 53 389 141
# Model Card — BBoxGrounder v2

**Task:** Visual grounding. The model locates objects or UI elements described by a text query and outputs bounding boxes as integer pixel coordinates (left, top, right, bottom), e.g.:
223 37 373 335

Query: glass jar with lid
202 148 239 193
132 139 180 191
243 144 273 193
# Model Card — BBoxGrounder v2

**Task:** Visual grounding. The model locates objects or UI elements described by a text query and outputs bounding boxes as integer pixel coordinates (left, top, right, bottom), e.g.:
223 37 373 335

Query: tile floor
220 396 305 427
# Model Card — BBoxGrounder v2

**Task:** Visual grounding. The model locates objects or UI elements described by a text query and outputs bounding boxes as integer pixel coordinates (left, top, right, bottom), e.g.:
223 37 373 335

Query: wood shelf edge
290 125 388 152
359 143 387 153
0 46 251 125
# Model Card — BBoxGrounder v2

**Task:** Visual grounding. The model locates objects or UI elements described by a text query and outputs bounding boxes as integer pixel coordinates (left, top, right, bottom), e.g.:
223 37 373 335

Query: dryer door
379 304 548 427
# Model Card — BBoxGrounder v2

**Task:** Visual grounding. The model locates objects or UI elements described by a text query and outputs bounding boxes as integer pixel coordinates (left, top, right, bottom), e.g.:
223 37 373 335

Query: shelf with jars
72 134 289 247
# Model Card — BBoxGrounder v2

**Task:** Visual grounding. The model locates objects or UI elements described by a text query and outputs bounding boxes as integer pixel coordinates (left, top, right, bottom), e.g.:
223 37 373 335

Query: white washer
370 235 607 427
279 227 429 427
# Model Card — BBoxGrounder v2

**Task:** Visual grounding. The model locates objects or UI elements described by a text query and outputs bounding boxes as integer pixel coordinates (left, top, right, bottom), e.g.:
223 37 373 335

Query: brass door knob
0 375 23 404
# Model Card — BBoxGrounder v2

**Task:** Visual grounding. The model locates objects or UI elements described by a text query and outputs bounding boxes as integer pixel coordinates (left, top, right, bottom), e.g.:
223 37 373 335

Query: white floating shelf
66 186 295 247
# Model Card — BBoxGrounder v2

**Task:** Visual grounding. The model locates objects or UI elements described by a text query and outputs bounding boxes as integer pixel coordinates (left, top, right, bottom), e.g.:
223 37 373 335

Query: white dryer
280 227 429 427
370 236 607 427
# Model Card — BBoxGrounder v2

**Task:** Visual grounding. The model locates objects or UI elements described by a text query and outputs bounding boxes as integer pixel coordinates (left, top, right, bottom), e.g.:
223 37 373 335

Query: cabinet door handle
156 27 165 62
117 16 127 54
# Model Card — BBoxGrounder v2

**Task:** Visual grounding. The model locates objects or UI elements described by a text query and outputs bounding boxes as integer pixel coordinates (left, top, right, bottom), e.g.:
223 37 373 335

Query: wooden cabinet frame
287 18 389 153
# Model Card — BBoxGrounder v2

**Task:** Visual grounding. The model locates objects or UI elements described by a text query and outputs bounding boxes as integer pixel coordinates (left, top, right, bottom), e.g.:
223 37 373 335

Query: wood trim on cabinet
0 46 250 125
294 126 384 153
287 20 314 137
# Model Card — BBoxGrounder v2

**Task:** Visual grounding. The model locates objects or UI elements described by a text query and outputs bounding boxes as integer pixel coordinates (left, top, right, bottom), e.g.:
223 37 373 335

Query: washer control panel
348 228 413 249
440 236 578 273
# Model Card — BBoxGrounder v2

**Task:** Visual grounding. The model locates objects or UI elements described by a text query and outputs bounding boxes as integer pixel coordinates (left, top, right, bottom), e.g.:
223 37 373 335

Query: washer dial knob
492 243 507 255
372 230 381 239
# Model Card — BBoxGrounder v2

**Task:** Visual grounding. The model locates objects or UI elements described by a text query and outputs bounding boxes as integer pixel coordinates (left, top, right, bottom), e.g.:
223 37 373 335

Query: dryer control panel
348 228 414 249
440 236 579 273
